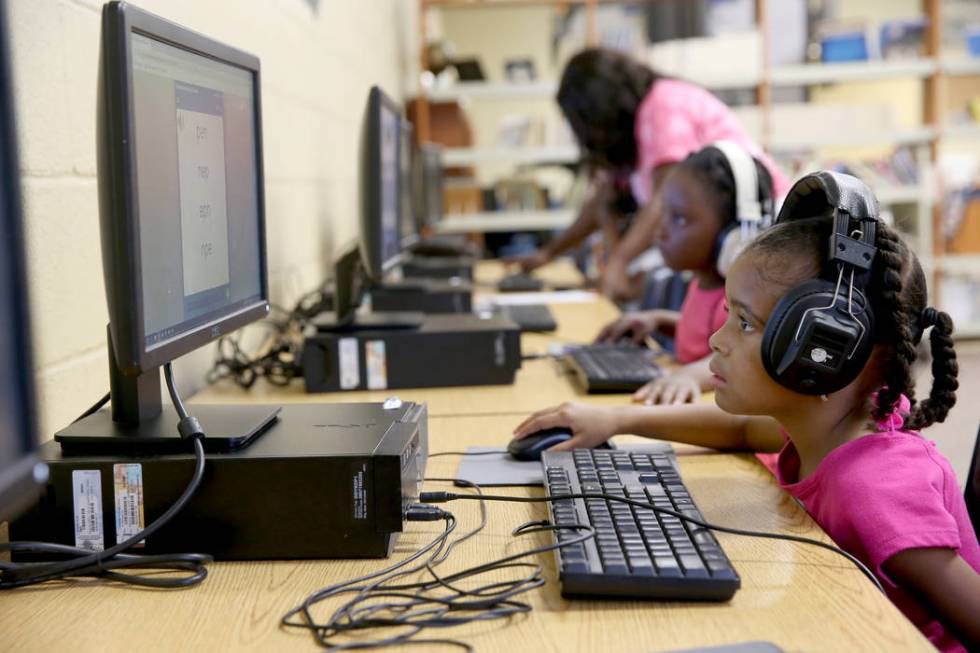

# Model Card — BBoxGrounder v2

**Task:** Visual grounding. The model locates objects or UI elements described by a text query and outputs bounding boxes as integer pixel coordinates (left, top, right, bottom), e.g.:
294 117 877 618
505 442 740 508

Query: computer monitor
56 1 278 451
417 143 444 227
360 85 403 280
0 2 47 522
399 120 420 249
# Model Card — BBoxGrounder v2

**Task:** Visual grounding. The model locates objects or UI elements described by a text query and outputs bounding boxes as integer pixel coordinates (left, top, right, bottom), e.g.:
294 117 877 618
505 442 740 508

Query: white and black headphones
710 140 773 278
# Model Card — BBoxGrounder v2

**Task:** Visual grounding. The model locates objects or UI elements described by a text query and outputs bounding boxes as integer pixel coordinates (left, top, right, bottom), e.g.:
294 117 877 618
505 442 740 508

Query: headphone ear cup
761 279 875 395
716 227 744 278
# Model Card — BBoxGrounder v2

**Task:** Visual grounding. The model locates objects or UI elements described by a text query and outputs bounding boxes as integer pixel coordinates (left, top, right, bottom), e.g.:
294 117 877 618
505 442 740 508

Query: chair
967 423 980 538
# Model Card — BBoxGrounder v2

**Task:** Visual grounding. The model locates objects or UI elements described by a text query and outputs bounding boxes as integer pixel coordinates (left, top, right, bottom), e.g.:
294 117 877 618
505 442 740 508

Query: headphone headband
710 140 762 223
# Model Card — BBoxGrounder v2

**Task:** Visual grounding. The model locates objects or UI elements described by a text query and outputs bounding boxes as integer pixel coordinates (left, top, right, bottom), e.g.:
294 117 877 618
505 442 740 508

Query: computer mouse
507 427 573 461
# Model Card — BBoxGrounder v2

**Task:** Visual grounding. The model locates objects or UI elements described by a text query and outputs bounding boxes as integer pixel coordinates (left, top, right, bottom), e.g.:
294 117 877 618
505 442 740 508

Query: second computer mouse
507 427 614 462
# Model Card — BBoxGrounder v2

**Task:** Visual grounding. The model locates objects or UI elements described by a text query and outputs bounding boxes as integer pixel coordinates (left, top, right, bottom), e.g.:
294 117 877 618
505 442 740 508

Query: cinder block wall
9 0 409 439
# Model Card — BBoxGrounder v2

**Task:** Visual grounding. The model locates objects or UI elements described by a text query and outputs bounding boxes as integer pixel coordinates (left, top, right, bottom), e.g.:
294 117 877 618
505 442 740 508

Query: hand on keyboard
632 367 705 405
595 309 677 345
513 401 620 451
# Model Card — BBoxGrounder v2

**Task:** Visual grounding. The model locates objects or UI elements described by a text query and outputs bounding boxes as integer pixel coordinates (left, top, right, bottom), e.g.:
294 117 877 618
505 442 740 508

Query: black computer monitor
56 1 278 451
360 85 403 280
399 120 420 249
417 144 444 228
0 2 47 522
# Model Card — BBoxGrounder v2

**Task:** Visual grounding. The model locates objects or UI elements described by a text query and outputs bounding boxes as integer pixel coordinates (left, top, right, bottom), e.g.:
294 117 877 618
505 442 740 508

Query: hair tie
920 307 939 329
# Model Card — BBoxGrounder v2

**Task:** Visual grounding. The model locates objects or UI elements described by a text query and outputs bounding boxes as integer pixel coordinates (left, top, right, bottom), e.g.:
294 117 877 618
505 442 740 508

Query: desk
0 261 933 652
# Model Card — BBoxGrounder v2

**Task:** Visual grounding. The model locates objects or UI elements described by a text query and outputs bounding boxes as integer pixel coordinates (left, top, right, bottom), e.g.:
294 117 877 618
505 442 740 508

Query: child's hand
596 310 665 344
632 370 701 405
513 402 620 452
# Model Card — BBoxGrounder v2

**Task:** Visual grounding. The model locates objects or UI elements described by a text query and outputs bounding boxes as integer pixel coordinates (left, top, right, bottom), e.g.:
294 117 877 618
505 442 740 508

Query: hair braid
869 224 919 423
907 311 959 429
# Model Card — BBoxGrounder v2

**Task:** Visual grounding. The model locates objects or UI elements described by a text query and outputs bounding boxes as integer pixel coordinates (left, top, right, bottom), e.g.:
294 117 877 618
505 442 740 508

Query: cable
73 392 110 423
282 479 595 651
420 490 884 593
428 450 506 457
0 363 212 590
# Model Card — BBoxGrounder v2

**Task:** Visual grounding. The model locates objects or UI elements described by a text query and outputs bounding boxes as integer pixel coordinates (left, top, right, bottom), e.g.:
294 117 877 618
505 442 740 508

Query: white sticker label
352 464 368 520
338 337 360 389
113 464 145 546
366 340 388 390
72 470 104 552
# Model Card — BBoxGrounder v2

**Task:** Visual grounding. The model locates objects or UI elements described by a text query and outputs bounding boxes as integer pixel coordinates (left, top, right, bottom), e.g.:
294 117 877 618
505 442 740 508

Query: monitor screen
378 97 401 271
130 32 263 350
399 120 419 247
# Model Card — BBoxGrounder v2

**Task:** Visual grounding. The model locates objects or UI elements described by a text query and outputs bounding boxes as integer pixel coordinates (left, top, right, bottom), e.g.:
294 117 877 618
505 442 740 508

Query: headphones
711 140 773 278
760 171 880 395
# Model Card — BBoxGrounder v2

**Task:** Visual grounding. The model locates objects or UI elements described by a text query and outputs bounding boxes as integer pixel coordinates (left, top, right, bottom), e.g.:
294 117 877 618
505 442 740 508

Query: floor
918 340 980 487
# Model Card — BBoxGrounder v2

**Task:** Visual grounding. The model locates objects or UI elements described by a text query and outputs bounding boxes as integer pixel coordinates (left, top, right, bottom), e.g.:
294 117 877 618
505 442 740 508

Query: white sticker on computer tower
338 337 360 389
352 463 368 520
113 463 145 546
366 340 388 390
72 470 104 552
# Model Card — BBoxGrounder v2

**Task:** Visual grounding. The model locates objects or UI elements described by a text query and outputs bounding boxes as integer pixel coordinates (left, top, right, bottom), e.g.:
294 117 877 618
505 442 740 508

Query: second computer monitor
361 85 403 281
399 119 420 250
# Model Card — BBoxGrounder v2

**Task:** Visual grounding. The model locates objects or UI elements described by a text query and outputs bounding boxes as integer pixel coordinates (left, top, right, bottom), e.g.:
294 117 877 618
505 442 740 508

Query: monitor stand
54 328 280 455
313 310 425 333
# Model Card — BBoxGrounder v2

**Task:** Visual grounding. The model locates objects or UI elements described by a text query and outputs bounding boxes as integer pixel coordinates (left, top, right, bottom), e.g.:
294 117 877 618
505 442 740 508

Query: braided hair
745 215 958 430
557 48 660 169
678 145 774 230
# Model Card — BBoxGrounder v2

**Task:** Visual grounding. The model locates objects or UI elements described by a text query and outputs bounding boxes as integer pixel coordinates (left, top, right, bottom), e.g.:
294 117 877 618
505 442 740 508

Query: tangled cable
281 479 594 651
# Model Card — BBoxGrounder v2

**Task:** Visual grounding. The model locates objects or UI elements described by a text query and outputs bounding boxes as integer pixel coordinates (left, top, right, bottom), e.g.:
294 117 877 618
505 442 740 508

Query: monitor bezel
361 85 404 280
100 1 270 375
0 0 43 522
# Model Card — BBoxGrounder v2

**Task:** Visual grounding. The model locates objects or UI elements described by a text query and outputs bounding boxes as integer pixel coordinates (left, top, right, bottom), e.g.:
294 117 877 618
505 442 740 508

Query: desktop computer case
11 402 428 560
401 255 475 281
302 314 521 392
371 278 473 314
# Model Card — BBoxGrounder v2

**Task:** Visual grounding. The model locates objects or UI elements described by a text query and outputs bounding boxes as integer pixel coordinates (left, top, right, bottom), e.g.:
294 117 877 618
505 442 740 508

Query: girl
513 174 980 652
507 48 788 301
595 143 774 406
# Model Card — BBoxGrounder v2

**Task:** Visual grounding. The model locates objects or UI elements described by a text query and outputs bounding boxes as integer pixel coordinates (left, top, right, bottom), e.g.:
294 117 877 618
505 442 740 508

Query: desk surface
0 260 932 652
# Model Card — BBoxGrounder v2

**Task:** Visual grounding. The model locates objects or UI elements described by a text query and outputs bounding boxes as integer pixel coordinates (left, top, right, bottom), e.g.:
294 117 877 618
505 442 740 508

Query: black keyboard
564 344 661 393
497 273 545 292
496 304 557 332
542 447 740 601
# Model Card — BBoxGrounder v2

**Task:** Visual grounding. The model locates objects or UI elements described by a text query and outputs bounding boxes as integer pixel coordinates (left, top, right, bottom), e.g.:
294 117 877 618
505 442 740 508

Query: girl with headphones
595 141 774 405
514 172 979 651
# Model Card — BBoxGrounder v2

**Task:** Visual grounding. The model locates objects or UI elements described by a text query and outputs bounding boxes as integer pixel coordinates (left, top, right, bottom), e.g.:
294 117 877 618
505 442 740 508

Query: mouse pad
453 442 675 487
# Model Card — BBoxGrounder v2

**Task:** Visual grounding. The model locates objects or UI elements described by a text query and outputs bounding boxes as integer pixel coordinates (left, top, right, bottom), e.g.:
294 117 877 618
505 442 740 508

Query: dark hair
557 48 659 169
746 216 958 429
678 145 774 228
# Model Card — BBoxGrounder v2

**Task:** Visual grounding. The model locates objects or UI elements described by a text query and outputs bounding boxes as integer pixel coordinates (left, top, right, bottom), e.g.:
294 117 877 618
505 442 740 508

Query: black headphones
760 171 880 395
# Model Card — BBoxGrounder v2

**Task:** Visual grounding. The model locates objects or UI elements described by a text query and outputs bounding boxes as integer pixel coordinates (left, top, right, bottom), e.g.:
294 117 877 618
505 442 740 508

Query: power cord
0 363 212 589
282 478 595 651
420 489 884 593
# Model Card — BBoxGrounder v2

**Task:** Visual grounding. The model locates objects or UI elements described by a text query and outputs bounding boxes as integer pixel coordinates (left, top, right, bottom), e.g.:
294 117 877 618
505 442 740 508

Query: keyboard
496 273 545 292
542 447 740 600
496 304 557 332
563 344 662 393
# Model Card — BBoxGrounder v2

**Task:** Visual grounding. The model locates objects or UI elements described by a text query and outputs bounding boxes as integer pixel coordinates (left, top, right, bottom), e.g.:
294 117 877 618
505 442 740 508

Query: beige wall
9 0 408 439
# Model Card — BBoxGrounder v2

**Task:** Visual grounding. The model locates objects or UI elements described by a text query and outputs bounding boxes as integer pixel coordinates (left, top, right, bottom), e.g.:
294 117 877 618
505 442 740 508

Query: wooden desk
0 260 933 651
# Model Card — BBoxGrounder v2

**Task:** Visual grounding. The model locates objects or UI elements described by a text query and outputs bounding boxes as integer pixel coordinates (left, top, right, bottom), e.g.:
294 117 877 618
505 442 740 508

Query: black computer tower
302 314 521 392
370 278 472 314
11 402 428 560
401 255 476 281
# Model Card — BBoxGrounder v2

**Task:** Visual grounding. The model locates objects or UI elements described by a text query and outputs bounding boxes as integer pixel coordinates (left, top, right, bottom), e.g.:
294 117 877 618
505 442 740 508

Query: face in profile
656 168 727 275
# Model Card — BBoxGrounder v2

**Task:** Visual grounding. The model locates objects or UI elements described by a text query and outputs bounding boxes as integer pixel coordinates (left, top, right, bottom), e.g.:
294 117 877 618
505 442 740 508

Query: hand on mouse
632 370 701 405
513 402 619 452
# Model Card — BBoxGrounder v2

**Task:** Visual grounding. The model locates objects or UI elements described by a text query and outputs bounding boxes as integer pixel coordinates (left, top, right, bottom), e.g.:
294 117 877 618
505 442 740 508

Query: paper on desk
483 290 597 306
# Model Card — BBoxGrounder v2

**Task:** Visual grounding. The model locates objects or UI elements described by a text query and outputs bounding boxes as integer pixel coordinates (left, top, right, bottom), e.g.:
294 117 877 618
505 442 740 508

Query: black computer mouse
507 427 573 461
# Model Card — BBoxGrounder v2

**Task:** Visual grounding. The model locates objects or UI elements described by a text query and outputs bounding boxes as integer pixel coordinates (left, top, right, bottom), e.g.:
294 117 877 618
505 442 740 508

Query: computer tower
11 402 428 560
401 254 476 281
302 314 521 392
370 278 472 314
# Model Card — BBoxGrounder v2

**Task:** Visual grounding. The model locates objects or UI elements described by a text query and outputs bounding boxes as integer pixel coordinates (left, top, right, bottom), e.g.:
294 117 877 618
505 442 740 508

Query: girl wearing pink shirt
596 143 774 405
509 49 788 302
513 172 980 651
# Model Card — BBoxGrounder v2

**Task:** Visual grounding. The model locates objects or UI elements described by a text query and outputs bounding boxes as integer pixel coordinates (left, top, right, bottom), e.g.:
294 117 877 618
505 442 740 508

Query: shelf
769 59 936 86
952 323 980 339
936 253 980 275
436 209 575 233
942 57 980 76
443 145 579 166
943 124 980 141
874 184 928 205
427 81 557 101
768 126 936 150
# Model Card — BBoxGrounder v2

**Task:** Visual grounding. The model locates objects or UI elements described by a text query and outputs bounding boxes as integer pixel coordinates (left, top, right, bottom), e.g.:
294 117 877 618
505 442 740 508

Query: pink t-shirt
630 78 791 206
758 397 980 653
674 279 726 364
